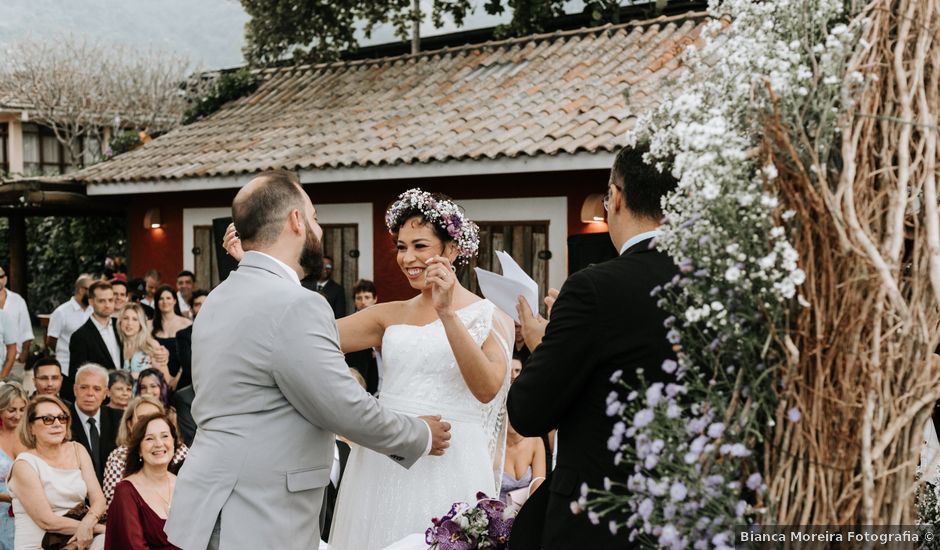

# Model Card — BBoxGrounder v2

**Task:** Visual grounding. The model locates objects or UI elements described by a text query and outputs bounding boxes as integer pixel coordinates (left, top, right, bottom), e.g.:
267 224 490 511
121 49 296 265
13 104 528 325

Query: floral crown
385 188 480 263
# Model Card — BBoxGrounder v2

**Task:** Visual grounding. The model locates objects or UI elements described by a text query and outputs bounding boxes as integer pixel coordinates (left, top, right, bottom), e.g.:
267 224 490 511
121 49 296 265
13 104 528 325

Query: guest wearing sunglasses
8 396 106 549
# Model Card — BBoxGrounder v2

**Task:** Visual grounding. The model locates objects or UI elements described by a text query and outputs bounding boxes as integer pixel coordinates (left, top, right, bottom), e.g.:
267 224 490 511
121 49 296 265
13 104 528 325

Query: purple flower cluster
425 492 515 550
385 188 481 263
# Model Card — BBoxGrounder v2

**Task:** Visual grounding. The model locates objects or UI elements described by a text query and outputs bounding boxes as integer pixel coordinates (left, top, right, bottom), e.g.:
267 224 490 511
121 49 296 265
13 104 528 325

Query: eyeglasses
32 414 69 425
603 183 617 213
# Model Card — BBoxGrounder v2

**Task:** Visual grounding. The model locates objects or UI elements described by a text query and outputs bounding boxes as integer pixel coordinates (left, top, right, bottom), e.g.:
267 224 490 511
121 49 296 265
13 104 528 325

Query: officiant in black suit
507 144 679 549
67 281 122 401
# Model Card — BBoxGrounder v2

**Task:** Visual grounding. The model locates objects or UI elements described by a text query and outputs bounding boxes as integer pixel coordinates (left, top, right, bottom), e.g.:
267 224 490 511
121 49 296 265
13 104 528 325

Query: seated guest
189 289 208 318
69 281 122 382
104 412 182 550
151 286 191 390
9 396 106 549
134 368 170 409
70 364 123 484
127 279 155 321
0 383 28 548
134 369 177 443
103 397 188 505
32 358 67 403
500 418 546 509
110 279 129 312
345 279 380 394
107 370 134 411
117 304 170 381
175 271 196 320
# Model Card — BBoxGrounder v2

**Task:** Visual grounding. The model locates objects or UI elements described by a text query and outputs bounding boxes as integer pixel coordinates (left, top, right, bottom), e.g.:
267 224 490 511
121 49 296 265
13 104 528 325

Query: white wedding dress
329 300 513 550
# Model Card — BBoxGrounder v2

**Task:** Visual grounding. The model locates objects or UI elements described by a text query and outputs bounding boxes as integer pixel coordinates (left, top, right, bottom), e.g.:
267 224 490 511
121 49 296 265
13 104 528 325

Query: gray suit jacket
165 251 429 550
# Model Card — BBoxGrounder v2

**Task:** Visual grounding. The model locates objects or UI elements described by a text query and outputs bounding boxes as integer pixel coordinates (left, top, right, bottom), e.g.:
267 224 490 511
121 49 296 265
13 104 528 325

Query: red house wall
121 168 612 300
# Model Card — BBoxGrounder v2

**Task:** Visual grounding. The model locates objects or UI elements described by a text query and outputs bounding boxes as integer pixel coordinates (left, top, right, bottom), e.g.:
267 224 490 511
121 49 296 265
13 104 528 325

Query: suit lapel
70 405 89 448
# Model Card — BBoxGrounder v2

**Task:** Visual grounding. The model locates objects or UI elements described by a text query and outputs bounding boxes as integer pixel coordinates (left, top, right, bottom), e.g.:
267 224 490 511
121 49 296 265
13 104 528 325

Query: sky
0 0 589 70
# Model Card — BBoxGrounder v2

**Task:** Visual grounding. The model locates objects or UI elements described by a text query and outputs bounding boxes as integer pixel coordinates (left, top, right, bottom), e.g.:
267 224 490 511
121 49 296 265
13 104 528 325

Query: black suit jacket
68 317 123 374
302 278 347 318
507 238 677 550
173 385 196 447
319 440 351 541
175 325 193 389
69 404 122 483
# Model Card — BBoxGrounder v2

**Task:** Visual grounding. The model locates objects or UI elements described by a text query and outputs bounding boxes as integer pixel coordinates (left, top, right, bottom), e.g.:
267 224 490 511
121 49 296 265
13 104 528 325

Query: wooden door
192 225 221 290
458 222 551 316
320 224 359 314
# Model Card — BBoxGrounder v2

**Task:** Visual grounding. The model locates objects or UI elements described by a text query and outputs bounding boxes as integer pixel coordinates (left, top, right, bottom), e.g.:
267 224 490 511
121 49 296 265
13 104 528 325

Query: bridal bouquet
424 492 515 550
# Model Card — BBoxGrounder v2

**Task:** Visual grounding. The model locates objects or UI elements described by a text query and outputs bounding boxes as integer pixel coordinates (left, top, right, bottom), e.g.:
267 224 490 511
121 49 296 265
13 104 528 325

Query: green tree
0 216 127 316
240 0 631 66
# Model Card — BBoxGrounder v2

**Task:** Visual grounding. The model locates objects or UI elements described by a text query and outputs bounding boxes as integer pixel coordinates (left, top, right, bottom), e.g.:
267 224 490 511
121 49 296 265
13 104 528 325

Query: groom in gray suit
165 170 451 550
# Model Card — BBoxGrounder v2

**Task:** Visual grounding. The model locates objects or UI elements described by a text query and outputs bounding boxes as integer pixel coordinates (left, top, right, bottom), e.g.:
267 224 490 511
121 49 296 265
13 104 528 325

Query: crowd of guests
0 248 555 548
0 268 207 549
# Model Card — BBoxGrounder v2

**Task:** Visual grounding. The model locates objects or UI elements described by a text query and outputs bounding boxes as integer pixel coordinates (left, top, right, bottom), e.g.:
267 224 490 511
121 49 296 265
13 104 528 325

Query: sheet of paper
474 250 539 324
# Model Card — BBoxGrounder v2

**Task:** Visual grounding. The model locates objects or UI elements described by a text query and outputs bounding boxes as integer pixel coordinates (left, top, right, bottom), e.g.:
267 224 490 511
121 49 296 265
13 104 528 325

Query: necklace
142 471 172 512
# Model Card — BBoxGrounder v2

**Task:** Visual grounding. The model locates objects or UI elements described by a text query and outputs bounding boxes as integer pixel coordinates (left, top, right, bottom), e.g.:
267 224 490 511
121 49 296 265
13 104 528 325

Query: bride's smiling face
396 217 457 290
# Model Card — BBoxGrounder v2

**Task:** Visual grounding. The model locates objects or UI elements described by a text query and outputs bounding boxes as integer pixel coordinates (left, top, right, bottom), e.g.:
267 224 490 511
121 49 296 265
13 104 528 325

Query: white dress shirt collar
74 406 102 444
251 251 301 286
620 229 662 255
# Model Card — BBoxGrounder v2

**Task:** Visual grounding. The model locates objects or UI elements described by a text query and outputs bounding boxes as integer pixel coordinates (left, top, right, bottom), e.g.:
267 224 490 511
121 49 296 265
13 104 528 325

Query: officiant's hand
419 415 452 456
426 256 456 316
517 296 549 350
223 222 245 262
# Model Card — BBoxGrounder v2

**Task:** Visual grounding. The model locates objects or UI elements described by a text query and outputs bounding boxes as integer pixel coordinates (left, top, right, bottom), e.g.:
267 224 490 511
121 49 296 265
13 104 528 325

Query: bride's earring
450 265 456 273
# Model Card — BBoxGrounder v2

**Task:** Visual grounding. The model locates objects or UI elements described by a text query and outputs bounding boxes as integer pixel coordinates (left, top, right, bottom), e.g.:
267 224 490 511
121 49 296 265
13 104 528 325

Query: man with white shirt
46 274 94 373
110 278 129 311
176 270 195 318
0 264 34 377
140 270 160 308
67 281 122 402
0 309 18 378
68 363 121 482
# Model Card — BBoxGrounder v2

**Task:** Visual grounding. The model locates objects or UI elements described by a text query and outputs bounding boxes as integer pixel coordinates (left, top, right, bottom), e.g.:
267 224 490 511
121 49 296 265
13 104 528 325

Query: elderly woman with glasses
8 396 105 550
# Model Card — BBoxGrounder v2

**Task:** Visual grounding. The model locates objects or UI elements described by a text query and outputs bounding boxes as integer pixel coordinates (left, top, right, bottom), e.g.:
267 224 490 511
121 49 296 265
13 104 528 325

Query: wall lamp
143 208 162 229
580 193 606 223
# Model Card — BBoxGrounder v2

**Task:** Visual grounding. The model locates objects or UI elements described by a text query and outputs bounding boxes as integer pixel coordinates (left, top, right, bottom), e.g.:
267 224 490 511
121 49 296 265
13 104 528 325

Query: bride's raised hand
222 223 245 262
425 256 457 316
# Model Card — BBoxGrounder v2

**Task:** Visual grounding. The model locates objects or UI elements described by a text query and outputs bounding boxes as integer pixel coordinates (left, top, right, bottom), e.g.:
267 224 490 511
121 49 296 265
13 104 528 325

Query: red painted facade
120 168 612 301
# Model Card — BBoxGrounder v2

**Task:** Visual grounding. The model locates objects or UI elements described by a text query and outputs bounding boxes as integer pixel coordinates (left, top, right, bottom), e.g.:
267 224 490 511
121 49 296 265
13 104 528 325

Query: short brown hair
87 280 113 299
352 279 377 297
232 170 306 246
19 395 71 449
123 412 179 478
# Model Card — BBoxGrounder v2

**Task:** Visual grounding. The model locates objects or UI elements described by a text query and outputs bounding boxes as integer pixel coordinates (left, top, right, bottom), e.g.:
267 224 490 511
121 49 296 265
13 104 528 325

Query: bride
225 188 514 549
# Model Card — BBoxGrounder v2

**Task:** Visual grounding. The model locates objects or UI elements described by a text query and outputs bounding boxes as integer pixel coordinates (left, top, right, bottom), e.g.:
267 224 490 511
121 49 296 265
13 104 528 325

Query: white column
7 118 23 175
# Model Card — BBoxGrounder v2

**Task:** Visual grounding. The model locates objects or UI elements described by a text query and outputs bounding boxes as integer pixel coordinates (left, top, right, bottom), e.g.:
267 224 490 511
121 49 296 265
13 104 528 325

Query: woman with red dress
104 412 181 550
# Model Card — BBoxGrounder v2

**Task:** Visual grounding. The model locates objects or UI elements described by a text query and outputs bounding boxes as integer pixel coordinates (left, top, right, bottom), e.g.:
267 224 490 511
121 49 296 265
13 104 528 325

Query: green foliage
239 0 627 66
0 216 126 315
485 0 622 38
108 131 143 157
182 68 261 125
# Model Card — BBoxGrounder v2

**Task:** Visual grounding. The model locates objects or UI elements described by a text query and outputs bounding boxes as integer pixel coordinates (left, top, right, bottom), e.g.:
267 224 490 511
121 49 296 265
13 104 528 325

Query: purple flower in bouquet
476 493 514 545
433 519 473 550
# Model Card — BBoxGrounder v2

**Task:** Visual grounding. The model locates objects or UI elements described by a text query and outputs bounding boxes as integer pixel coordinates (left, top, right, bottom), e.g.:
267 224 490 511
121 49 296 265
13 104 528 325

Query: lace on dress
484 308 514 494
